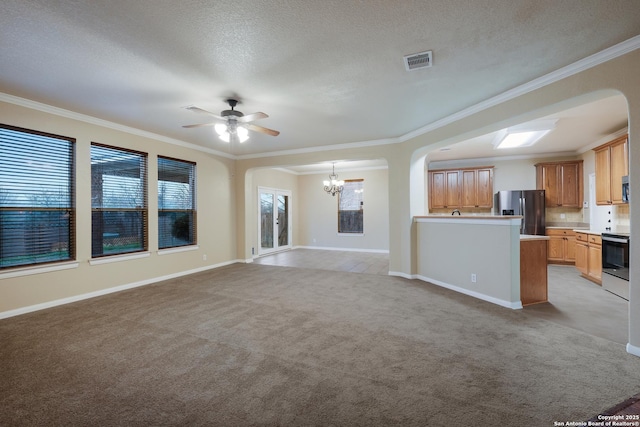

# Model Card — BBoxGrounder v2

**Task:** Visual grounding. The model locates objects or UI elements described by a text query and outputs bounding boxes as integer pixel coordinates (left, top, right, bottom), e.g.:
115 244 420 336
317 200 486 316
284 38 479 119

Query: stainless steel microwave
622 175 629 203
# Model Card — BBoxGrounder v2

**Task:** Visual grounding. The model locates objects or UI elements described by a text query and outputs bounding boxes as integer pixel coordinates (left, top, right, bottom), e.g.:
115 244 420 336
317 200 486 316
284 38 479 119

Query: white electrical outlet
202 254 207 261
560 213 566 219
471 273 477 283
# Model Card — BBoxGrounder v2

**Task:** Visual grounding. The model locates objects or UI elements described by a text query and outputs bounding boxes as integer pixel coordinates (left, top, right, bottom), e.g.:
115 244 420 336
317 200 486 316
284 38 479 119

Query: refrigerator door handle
519 196 525 233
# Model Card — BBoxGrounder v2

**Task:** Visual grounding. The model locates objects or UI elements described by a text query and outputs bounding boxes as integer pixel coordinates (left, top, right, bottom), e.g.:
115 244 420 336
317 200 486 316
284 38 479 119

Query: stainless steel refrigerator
494 190 546 235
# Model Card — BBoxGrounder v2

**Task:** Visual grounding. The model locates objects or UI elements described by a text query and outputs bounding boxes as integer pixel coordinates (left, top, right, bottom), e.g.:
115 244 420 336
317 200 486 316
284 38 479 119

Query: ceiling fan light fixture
237 126 249 143
214 123 227 136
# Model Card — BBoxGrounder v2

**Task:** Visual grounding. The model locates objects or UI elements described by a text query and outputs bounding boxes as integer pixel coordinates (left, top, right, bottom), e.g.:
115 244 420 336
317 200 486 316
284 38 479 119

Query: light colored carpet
1 263 639 426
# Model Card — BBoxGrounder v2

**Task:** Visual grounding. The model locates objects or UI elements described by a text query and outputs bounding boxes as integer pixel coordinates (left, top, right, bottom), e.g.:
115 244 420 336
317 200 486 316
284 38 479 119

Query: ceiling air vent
403 50 432 71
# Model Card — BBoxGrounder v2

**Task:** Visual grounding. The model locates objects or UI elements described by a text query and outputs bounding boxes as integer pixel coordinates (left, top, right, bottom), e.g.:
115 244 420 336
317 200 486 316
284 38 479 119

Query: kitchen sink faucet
452 209 461 215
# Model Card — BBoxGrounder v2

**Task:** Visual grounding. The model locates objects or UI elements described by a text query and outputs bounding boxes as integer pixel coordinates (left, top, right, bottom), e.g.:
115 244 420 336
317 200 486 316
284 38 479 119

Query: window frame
338 179 364 235
157 155 197 250
0 124 76 270
90 142 148 258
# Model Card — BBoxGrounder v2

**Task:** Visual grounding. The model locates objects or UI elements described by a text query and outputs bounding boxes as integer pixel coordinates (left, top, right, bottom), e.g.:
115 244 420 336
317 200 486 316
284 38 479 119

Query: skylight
494 119 557 150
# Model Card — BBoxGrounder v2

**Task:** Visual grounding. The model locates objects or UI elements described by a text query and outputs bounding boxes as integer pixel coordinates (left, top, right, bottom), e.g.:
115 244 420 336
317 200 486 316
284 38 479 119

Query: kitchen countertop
415 215 521 219
520 235 550 241
573 229 603 235
545 225 589 230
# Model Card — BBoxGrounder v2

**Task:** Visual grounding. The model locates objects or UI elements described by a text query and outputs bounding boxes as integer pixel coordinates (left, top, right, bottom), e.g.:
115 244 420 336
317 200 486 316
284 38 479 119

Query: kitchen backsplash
547 204 629 231
546 208 585 223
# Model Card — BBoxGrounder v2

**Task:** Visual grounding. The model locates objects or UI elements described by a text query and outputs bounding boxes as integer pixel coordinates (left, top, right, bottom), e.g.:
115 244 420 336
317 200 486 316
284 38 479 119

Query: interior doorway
258 187 292 255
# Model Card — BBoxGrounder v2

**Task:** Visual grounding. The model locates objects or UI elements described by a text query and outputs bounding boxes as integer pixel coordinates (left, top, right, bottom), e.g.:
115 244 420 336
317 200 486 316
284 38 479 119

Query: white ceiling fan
183 98 279 143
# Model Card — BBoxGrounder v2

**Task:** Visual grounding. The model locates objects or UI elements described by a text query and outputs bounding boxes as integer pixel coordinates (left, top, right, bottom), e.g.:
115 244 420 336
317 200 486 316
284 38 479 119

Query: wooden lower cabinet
575 240 588 275
546 228 576 264
520 239 548 306
575 232 602 284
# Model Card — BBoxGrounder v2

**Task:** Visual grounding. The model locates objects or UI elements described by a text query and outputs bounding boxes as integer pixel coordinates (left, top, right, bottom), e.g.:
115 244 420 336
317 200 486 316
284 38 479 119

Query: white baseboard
627 343 640 358
0 259 242 320
388 271 415 279
415 275 523 310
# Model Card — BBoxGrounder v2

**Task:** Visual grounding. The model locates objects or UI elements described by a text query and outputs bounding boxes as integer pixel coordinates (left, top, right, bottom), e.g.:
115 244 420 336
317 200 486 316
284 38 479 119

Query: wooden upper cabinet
475 168 493 208
460 168 493 208
428 167 493 210
610 138 629 204
429 171 447 208
461 170 476 208
594 135 629 205
594 146 611 204
445 170 460 208
535 160 583 208
560 162 581 207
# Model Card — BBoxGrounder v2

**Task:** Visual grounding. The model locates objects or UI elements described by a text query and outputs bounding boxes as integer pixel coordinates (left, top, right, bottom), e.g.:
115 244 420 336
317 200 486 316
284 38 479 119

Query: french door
258 187 292 255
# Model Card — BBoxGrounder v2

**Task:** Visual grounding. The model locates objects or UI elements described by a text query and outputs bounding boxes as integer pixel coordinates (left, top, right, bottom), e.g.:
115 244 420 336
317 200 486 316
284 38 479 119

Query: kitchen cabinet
535 160 583 208
575 232 602 282
461 168 493 208
546 228 576 264
575 232 602 284
429 167 493 210
520 237 548 306
594 134 628 205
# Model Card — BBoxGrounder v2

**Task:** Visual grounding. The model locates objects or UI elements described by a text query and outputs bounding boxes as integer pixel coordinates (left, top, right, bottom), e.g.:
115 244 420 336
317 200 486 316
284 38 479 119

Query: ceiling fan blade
245 123 280 137
182 122 216 128
185 105 225 120
237 112 268 123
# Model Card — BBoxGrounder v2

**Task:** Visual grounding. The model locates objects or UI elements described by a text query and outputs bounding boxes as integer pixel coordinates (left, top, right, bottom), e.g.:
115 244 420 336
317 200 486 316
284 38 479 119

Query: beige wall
0 101 237 314
249 168 300 253
296 168 389 251
2 47 640 357
416 218 521 307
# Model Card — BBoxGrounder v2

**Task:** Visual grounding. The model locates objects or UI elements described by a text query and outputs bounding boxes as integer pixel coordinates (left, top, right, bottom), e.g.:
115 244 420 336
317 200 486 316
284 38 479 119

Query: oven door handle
602 236 629 244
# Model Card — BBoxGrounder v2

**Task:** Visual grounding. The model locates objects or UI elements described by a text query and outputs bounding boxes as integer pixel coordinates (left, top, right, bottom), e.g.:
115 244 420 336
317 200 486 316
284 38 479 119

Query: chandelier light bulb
323 163 344 196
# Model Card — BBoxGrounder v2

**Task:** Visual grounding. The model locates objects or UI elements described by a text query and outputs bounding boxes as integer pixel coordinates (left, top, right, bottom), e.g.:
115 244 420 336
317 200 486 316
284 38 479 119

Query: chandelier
323 163 344 196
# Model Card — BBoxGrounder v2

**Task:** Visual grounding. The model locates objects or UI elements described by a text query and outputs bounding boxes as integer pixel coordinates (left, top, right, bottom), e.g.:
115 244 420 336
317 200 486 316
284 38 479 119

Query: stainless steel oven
601 232 630 300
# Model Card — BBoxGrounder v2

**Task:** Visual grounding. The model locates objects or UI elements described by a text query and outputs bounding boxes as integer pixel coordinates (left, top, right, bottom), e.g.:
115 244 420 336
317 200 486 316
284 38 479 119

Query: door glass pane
278 194 289 247
260 192 274 249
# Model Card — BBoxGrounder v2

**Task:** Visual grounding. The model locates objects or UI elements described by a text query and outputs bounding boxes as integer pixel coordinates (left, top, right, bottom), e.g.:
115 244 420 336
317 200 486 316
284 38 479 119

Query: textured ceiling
0 0 639 161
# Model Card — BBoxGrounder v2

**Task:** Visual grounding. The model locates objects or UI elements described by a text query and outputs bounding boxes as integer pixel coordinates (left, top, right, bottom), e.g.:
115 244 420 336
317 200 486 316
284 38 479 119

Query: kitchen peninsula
414 215 549 309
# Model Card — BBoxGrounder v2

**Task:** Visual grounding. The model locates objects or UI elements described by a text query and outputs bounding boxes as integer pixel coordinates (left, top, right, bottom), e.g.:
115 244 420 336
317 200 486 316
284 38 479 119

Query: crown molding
427 151 578 169
401 35 640 143
0 93 236 160
235 137 399 160
577 127 628 154
2 35 638 161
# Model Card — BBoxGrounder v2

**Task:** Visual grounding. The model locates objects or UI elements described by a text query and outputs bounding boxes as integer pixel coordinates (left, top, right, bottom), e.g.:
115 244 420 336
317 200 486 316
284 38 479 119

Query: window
0 124 75 269
338 179 364 234
158 156 196 249
91 143 147 257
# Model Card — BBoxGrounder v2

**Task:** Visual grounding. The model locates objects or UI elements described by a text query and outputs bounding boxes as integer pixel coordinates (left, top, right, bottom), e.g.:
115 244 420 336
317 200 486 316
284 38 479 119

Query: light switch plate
583 201 589 208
